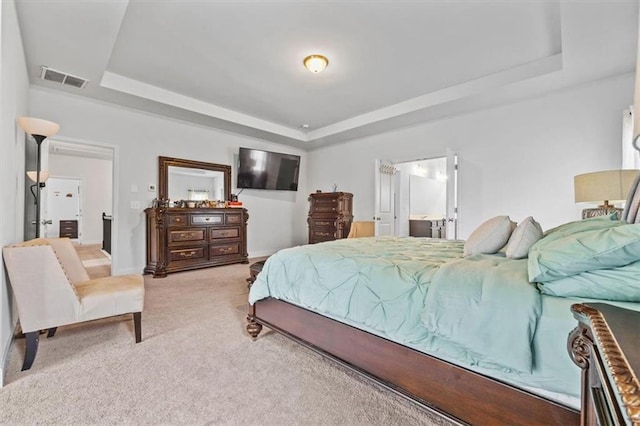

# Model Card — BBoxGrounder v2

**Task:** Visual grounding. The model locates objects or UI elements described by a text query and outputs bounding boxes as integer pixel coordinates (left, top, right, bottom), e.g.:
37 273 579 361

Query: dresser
144 207 248 278
569 303 640 426
409 219 447 238
307 192 353 244
59 220 78 239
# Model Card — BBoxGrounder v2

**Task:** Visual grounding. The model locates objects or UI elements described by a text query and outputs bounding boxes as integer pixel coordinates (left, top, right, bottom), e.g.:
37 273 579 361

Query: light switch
130 184 138 193
131 201 140 209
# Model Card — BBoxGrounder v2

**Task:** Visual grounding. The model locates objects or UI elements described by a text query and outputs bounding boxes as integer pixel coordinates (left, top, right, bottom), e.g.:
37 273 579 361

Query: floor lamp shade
26 170 49 183
17 117 59 137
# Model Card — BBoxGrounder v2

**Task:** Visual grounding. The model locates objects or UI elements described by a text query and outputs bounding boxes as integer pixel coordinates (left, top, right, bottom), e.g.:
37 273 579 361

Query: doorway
377 152 458 239
25 137 116 274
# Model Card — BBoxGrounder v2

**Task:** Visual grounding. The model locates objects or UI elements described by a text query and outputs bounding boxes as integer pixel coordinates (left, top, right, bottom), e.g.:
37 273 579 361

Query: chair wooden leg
22 331 39 371
47 327 57 338
133 312 142 343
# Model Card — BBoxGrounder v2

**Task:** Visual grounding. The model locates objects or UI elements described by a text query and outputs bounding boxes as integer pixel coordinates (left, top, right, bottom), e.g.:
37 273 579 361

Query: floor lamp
17 117 60 238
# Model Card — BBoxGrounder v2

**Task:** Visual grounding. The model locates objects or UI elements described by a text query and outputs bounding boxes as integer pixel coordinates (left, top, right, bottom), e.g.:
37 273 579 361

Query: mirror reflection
167 166 226 201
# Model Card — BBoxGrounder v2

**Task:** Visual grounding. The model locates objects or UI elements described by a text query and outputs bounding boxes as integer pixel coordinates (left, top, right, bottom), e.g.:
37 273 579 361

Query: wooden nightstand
568 303 640 425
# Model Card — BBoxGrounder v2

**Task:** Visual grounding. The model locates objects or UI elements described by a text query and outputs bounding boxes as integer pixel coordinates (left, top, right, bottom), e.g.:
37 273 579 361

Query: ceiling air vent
40 66 88 89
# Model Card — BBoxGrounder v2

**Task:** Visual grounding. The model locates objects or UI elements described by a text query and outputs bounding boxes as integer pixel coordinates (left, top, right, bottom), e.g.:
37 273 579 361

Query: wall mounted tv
237 147 300 191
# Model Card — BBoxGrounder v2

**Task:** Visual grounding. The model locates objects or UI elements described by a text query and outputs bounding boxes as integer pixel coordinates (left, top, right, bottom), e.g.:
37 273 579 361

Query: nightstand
568 303 640 425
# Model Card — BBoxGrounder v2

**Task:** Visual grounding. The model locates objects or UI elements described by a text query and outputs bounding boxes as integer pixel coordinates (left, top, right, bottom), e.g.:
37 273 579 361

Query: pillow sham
542 214 620 240
537 260 640 302
528 223 640 282
464 215 516 257
505 217 543 259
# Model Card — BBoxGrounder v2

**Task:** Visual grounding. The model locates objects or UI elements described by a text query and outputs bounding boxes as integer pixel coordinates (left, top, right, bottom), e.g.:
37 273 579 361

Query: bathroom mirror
158 156 231 202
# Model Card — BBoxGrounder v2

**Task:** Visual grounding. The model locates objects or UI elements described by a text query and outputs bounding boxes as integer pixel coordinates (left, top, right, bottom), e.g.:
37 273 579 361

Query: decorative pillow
537 260 640 302
543 214 620 240
505 217 543 259
528 223 640 282
463 216 516 256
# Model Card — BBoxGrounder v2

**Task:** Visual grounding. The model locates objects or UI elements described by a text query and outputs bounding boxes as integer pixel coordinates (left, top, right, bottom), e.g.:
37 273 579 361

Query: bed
246 208 640 424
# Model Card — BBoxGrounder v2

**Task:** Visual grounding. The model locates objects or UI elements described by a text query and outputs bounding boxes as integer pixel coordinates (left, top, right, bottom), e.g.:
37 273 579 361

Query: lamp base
581 207 622 220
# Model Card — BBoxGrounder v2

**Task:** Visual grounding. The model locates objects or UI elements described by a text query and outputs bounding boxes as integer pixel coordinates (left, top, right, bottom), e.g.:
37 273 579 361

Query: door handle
42 219 53 225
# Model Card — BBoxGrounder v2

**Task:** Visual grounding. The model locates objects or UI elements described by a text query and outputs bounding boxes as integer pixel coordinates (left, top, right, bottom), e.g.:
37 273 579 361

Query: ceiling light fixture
303 55 329 73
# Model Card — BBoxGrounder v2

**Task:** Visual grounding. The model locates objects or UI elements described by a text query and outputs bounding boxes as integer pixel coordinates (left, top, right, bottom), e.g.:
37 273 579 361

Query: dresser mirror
159 156 231 203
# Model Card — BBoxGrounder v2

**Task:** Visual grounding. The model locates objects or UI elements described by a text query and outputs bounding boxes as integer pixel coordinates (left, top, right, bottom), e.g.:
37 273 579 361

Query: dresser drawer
308 218 337 229
210 242 240 256
168 246 207 263
210 227 240 240
168 229 206 244
168 214 188 226
311 229 337 239
225 213 242 224
311 201 338 213
191 214 223 225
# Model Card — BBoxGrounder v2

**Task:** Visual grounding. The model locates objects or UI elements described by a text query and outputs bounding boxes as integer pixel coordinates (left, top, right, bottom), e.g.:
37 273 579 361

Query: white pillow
505 217 543 259
463 216 516 256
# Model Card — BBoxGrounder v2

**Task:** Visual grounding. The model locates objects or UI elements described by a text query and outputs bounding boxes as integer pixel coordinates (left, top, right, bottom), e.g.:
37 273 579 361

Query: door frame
43 176 84 242
389 151 460 240
45 136 119 274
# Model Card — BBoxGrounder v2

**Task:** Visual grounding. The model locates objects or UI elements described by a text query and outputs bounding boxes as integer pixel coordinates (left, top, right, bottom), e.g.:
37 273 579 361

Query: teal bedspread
249 237 463 341
422 255 541 373
249 237 637 399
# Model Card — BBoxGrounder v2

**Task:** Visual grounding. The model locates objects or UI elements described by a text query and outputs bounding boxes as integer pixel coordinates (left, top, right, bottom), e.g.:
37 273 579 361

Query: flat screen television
237 147 300 191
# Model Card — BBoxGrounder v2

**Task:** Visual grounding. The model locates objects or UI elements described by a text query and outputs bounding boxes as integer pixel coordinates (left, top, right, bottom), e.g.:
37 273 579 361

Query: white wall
29 87 309 273
0 0 30 386
308 74 633 238
48 153 112 244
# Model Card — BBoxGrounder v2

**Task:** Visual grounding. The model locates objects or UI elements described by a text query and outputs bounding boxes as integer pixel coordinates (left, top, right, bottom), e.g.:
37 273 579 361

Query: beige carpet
1 263 453 425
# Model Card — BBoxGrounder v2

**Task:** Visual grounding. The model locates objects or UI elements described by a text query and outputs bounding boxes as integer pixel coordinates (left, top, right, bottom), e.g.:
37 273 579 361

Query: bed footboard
247 297 579 425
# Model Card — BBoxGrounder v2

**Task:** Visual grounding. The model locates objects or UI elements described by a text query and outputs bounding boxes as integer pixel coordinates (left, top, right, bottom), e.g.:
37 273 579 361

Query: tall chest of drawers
307 192 353 244
144 207 248 278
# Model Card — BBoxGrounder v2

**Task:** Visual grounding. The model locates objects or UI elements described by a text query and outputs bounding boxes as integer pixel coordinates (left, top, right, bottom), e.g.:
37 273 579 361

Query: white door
374 159 396 236
445 150 459 240
45 177 82 240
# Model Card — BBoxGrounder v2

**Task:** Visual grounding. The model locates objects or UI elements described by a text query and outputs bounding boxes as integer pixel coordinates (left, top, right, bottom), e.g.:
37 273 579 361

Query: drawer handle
179 251 196 258
205 217 210 221
319 232 330 237
175 217 182 222
219 247 234 254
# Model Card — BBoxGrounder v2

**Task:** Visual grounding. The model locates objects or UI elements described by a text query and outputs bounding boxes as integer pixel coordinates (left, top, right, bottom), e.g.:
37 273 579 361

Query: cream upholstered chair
347 221 375 238
2 238 144 370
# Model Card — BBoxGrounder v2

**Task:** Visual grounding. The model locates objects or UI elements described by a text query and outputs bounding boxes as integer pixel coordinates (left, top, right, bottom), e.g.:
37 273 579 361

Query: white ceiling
15 1 638 150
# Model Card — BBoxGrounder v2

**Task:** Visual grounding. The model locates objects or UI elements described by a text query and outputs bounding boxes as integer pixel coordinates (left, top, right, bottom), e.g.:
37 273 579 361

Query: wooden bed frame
247 297 580 425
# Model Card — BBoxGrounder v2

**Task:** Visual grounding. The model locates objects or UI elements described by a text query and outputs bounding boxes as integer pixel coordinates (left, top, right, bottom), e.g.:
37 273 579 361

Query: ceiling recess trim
308 53 563 141
100 71 307 142
100 53 562 144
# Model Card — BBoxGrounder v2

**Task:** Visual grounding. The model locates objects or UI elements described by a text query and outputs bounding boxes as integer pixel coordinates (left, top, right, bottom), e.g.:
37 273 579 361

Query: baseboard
115 266 144 276
0 321 17 388
248 250 277 258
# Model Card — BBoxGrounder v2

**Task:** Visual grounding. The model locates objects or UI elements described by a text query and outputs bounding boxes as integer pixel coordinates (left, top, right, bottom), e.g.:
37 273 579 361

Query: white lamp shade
26 170 50 183
574 169 639 204
303 55 329 73
17 117 60 137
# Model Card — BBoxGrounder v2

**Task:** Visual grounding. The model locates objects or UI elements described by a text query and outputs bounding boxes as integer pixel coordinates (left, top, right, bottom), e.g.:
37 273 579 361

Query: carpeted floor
1 262 453 425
